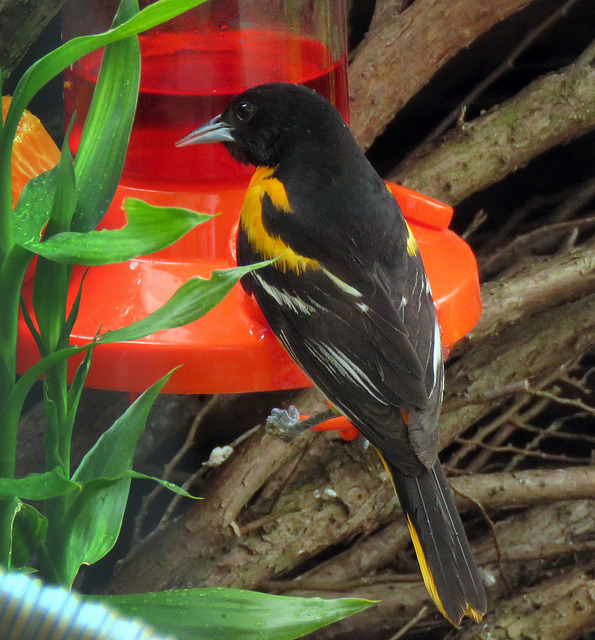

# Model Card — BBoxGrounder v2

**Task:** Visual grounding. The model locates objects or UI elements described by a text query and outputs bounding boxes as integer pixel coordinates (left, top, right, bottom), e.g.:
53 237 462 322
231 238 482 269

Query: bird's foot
354 434 370 453
265 405 305 442
266 406 338 442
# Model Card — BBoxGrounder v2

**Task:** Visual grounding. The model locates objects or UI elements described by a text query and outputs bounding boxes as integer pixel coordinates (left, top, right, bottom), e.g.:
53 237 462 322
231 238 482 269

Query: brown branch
366 0 409 36
453 466 595 511
549 174 595 223
511 415 595 445
272 467 595 596
527 387 595 414
463 396 553 474
106 389 331 593
387 606 429 640
468 242 595 346
456 561 595 640
270 501 595 640
447 391 537 470
440 293 595 449
393 50 595 205
479 192 572 256
400 0 581 171
446 352 590 474
132 395 221 543
479 217 595 280
456 438 588 465
0 0 66 81
349 0 534 150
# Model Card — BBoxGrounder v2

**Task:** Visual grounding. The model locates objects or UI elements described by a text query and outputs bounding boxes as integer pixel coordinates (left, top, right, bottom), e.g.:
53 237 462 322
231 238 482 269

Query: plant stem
0 247 31 394
0 127 14 265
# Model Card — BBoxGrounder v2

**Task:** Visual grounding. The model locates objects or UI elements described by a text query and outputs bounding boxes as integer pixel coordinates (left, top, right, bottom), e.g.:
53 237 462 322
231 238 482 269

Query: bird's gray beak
175 114 235 147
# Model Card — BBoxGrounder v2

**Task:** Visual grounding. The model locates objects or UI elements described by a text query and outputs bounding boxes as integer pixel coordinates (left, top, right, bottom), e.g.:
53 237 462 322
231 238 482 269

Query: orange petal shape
3 95 61 208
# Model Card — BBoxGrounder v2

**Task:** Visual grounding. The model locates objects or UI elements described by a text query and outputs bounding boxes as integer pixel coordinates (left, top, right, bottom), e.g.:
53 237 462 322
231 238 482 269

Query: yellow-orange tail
387 460 487 626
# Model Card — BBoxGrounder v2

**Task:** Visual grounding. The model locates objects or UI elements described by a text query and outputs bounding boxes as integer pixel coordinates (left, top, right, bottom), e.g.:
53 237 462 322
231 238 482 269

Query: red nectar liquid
64 29 349 190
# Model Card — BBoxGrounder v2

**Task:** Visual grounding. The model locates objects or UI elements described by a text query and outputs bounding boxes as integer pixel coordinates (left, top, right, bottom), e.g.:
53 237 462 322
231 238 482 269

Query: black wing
238 196 443 474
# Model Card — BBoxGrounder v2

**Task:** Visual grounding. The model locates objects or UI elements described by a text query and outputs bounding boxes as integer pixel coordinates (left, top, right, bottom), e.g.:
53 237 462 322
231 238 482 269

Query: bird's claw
266 405 305 442
354 434 370 453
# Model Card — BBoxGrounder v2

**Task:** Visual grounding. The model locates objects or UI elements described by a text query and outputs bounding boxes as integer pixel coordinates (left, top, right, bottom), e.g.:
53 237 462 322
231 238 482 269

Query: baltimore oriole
177 82 487 625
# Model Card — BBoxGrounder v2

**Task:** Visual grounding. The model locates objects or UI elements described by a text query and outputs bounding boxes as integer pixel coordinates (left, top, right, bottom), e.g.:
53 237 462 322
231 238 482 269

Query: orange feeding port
16 0 481 397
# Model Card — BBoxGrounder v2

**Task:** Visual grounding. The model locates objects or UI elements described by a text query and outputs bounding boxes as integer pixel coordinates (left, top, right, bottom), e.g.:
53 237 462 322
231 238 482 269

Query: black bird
177 82 487 625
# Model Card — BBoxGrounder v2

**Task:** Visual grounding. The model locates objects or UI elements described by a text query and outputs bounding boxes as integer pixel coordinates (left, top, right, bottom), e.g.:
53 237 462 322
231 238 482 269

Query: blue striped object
0 569 176 640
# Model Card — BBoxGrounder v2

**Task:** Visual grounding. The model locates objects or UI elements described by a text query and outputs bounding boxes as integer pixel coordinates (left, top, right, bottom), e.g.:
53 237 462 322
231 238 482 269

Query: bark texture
349 0 534 150
394 57 595 205
0 0 65 81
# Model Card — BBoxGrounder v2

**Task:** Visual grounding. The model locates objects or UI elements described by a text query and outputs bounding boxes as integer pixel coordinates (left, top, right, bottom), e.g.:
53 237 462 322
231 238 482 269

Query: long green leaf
11 503 48 568
12 168 58 245
70 471 197 501
0 243 35 402
70 0 141 232
9 262 266 428
99 588 373 640
14 0 141 244
3 498 21 568
65 343 93 430
3 0 208 148
60 270 89 350
48 371 172 586
32 128 76 352
30 133 78 476
71 371 172 484
2 0 206 141
24 199 214 265
101 263 268 344
0 0 208 244
0 470 80 501
117 470 199 499
45 121 78 237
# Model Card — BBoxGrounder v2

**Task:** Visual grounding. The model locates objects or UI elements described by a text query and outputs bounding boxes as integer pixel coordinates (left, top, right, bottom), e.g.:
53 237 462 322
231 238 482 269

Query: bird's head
176 82 349 167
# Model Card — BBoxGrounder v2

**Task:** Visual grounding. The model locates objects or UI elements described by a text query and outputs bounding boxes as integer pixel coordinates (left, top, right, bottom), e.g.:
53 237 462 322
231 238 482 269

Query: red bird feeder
17 0 481 396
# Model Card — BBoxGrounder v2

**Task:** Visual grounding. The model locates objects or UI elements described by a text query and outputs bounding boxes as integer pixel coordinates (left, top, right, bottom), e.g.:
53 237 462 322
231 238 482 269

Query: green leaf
24 199 213 265
13 168 58 245
99 588 373 640
32 130 76 352
3 0 208 151
118 470 199 499
101 263 269 344
11 504 48 568
14 0 140 245
0 243 35 389
70 0 141 233
71 370 170 483
46 121 78 237
0 353 13 408
65 339 94 429
58 470 197 516
8 262 267 427
0 470 80 500
42 378 66 474
4 498 22 568
1 0 208 242
48 371 173 586
60 270 89 350
71 471 197 500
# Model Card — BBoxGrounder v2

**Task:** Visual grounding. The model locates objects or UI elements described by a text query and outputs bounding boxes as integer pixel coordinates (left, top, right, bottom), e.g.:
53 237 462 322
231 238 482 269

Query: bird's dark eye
235 101 256 122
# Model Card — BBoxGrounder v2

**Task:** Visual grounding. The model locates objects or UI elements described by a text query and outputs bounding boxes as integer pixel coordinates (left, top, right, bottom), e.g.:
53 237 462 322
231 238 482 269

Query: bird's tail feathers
386 460 487 626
